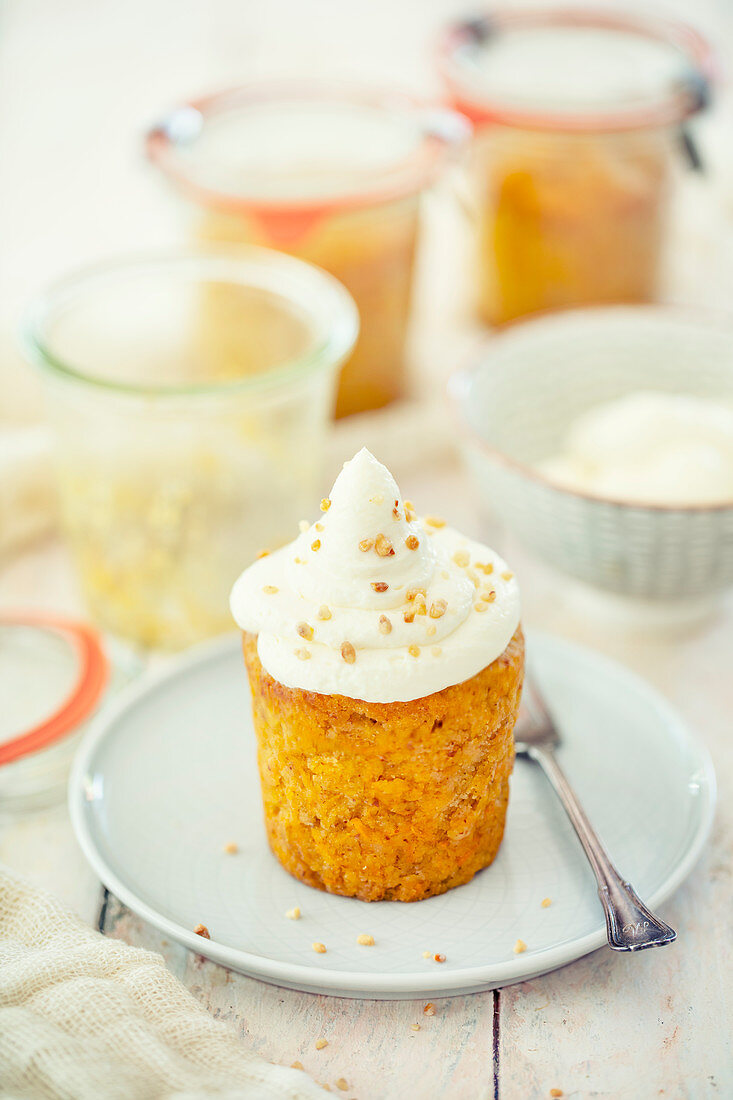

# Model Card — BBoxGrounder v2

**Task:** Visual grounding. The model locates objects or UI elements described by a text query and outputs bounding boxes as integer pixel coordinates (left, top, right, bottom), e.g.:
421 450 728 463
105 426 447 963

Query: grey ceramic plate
70 631 715 998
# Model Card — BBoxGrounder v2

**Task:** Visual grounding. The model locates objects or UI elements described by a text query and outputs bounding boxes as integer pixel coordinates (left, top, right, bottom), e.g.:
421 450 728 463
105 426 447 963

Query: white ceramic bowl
450 308 733 599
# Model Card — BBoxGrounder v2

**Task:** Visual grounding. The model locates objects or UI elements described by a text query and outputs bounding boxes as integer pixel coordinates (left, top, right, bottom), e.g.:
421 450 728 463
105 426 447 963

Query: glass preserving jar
24 250 357 651
146 85 469 417
439 9 714 326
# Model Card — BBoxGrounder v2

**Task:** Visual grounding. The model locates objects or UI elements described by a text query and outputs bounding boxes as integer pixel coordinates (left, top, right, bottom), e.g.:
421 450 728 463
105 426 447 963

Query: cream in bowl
539 392 733 506
450 307 733 600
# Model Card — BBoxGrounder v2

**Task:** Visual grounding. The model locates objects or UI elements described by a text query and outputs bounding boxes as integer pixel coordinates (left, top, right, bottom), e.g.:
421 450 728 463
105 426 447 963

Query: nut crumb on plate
193 924 210 939
336 1079 349 1092
285 906 301 920
410 1023 421 1032
550 1091 564 1098
423 1003 435 1016
513 939 527 954
312 942 327 953
541 897 552 908
356 933 375 946
434 953 446 963
315 1038 328 1050
222 842 238 854
291 1061 304 1071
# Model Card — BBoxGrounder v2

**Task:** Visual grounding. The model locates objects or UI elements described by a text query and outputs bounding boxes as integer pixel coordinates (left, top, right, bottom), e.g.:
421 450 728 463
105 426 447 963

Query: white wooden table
2 1 733 1095
2 452 732 1099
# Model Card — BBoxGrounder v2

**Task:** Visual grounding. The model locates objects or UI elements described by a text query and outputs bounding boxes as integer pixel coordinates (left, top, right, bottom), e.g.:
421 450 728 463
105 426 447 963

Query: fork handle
529 745 677 951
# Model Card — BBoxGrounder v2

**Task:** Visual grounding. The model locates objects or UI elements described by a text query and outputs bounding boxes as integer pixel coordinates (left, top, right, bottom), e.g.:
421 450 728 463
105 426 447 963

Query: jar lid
0 615 108 767
146 83 470 225
439 9 714 132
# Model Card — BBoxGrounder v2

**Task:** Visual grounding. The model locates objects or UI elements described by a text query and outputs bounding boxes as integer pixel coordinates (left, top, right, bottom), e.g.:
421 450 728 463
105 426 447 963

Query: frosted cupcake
230 449 523 901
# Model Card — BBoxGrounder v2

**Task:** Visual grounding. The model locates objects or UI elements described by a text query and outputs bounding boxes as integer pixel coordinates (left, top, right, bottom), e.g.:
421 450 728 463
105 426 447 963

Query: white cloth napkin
0 866 325 1099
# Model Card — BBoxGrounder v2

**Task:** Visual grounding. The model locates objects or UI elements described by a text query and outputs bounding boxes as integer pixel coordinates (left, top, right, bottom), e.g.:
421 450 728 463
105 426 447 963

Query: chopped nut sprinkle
257 549 270 559
475 602 488 613
404 499 414 511
318 605 332 620
298 520 310 533
294 557 306 564
408 645 421 658
336 1079 349 1092
291 1061 304 1071
476 561 494 574
422 951 431 959
467 569 481 587
359 537 374 552
286 907 301 920
375 533 395 557
513 939 527 954
296 622 314 641
410 1023 421 1032
452 549 470 567
434 953 446 963
378 615 392 634
424 516 446 528
356 933 375 946
403 609 416 624
194 924 210 939
222 842 238 855
423 1003 435 1016
486 590 497 603
429 599 447 619
341 641 356 664
502 571 514 581
426 624 437 636
263 585 279 595
371 581 389 592
432 647 442 657
312 942 327 954
406 586 426 601
295 649 312 661
315 1039 328 1050
541 897 552 908
550 1090 564 1098
311 539 321 552
315 522 324 532
320 498 331 512
392 506 401 520
405 534 419 550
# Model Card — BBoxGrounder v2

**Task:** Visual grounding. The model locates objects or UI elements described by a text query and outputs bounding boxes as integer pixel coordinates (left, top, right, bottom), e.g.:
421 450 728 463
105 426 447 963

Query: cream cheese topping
230 448 520 702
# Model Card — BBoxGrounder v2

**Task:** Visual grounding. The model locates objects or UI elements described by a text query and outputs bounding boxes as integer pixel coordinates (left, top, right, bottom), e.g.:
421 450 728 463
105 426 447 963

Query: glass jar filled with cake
24 250 357 651
439 8 714 326
146 85 469 417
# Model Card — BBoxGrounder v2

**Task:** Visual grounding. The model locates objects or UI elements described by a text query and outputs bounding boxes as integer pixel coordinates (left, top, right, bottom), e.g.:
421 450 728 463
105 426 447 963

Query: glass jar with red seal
146 85 470 418
0 615 109 816
438 8 715 326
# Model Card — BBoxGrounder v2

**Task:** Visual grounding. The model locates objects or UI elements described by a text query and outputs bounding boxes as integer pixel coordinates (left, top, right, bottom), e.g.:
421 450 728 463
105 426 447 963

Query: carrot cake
230 448 523 901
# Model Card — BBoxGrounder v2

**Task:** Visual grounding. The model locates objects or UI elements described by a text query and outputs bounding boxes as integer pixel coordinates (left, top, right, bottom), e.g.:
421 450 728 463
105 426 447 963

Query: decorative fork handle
528 745 677 951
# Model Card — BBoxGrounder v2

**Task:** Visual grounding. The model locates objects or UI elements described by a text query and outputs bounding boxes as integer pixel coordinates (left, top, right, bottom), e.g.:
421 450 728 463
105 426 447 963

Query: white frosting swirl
230 448 520 703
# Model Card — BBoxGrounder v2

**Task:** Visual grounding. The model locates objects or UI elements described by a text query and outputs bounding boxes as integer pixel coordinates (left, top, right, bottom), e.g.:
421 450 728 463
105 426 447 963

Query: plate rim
69 630 717 995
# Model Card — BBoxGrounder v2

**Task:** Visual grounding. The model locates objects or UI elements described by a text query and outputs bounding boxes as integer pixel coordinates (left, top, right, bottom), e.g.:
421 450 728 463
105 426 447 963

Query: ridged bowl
450 308 733 599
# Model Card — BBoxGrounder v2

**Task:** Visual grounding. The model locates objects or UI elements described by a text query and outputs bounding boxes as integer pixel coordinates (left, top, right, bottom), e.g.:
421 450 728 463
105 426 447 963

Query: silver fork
515 673 677 951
